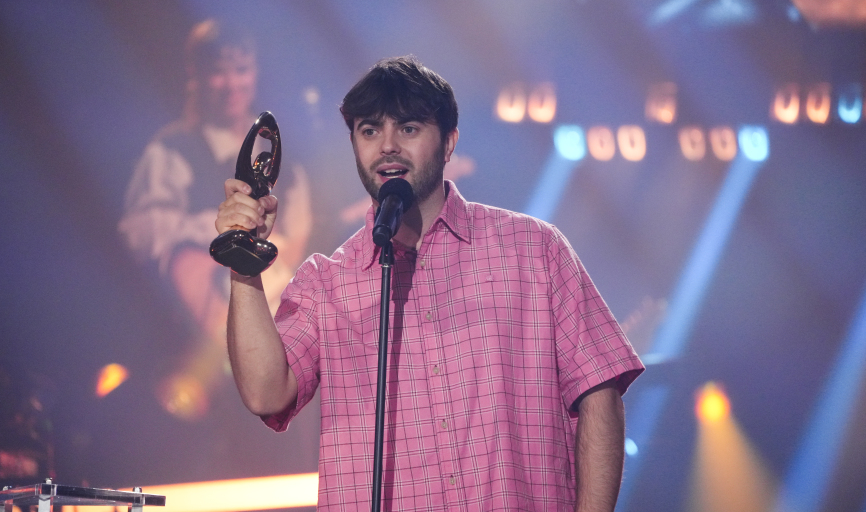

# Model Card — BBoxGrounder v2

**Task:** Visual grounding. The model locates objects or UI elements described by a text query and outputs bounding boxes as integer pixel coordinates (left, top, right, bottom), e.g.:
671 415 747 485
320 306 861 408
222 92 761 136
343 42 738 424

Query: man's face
202 46 257 124
351 116 456 205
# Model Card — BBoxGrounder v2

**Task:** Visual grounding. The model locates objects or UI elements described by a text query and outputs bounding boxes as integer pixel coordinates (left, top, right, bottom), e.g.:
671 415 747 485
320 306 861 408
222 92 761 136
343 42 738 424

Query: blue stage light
838 84 863 124
738 126 769 162
554 125 587 161
625 438 639 457
650 0 700 26
523 126 586 222
524 153 580 222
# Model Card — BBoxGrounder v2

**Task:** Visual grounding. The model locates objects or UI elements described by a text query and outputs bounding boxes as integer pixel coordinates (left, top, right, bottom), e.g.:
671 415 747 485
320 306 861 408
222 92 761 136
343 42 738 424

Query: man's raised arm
217 178 298 416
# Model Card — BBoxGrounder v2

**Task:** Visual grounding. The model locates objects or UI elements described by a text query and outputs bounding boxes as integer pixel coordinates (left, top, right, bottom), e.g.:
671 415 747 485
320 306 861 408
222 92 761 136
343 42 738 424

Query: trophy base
210 230 278 277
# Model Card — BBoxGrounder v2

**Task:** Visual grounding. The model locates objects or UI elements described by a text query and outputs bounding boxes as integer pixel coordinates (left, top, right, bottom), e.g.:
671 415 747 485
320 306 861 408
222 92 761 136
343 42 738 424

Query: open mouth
377 168 408 178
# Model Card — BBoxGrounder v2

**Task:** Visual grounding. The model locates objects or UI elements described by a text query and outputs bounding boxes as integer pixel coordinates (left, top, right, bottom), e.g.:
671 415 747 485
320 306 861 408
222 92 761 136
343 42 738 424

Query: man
217 56 644 511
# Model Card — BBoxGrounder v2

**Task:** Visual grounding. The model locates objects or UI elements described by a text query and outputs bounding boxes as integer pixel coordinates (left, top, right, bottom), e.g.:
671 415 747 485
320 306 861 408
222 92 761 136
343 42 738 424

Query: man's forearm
227 272 298 416
574 380 625 512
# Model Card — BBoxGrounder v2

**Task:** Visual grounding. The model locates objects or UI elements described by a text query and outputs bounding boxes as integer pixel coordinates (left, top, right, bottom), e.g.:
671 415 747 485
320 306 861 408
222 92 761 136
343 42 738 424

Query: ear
443 128 459 163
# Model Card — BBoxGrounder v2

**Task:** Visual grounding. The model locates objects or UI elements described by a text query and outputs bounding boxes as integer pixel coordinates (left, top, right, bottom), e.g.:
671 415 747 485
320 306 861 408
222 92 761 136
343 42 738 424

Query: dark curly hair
340 56 458 141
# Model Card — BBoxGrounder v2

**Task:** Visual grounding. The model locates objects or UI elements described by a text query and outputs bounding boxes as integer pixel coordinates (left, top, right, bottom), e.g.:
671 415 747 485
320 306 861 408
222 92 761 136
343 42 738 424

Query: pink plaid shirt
265 181 643 511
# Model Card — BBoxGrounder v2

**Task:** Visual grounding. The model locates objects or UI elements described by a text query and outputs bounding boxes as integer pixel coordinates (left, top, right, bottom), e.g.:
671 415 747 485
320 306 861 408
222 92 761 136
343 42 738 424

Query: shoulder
135 121 196 161
291 227 369 284
464 200 562 246
460 201 580 279
150 119 188 142
151 120 208 154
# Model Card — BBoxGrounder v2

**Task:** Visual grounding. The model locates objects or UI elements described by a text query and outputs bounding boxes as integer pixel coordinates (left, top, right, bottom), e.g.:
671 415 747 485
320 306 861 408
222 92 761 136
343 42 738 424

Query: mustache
370 155 414 171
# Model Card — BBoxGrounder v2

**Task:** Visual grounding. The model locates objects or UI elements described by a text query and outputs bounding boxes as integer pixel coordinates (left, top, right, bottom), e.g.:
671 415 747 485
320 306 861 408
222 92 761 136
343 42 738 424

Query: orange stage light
689 381 776 512
708 126 737 161
617 125 647 162
696 382 731 424
96 364 129 398
62 473 319 512
496 83 526 123
805 83 832 124
527 83 557 123
587 126 616 161
679 126 706 161
772 83 800 124
157 374 209 420
645 82 678 124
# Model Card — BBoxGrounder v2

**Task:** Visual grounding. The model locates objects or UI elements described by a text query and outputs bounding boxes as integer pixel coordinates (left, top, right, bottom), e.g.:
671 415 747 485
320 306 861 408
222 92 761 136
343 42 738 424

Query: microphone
372 178 415 247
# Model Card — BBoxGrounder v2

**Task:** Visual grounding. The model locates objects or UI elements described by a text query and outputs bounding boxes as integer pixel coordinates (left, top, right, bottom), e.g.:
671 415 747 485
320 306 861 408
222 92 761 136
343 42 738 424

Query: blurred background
1 1 865 511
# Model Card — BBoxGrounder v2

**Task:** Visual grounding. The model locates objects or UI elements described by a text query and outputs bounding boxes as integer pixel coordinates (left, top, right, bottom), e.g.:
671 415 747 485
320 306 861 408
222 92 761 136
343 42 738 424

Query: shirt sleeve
118 140 214 273
546 225 644 410
261 258 323 432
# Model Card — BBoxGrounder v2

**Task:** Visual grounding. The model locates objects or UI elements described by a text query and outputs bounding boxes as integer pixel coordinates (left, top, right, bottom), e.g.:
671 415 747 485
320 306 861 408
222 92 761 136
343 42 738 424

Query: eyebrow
355 118 383 130
356 116 429 130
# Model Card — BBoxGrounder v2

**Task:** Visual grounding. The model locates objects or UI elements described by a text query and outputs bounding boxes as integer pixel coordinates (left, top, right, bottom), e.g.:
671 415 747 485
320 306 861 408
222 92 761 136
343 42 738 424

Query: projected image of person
119 19 312 419
217 56 643 511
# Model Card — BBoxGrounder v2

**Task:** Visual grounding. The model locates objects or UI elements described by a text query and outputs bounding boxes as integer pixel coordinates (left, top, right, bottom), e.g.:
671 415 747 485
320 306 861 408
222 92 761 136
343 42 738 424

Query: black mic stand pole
371 240 394 512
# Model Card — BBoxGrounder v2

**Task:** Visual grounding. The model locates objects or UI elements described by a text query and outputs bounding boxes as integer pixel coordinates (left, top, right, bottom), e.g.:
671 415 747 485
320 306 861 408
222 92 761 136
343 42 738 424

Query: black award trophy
209 111 282 277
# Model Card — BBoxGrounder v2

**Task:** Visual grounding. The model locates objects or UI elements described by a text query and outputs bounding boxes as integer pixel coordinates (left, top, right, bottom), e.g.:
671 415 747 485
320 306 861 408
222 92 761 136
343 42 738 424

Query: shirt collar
361 180 472 271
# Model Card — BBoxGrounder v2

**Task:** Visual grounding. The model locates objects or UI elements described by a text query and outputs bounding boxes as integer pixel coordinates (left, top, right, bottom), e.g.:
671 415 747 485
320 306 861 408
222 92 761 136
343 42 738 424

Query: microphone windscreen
377 178 415 210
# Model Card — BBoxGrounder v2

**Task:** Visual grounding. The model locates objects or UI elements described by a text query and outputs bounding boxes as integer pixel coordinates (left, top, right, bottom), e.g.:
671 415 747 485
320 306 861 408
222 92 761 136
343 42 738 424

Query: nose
380 126 401 155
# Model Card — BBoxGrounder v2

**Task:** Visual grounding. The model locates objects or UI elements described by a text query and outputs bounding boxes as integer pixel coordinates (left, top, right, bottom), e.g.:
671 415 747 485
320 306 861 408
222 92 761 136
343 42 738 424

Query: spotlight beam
773 283 866 512
617 145 766 512
523 125 586 222
524 152 581 222
645 153 764 363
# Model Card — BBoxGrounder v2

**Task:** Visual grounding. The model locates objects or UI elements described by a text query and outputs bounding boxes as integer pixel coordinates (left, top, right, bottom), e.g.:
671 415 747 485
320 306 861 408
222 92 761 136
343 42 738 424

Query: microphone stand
371 240 394 512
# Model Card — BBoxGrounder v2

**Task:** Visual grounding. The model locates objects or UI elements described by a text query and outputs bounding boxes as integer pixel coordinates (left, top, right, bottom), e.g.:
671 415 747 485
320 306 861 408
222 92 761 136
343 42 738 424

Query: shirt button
425 312 432 321
440 420 447 429
433 365 440 375
449 476 456 485
419 260 426 268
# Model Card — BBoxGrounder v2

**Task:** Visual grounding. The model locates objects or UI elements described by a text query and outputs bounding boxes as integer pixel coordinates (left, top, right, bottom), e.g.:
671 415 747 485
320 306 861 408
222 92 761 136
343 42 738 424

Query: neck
391 182 446 250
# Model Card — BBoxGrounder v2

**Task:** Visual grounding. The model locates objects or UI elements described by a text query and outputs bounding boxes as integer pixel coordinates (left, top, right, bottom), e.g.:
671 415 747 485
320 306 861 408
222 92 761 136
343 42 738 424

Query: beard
356 143 446 206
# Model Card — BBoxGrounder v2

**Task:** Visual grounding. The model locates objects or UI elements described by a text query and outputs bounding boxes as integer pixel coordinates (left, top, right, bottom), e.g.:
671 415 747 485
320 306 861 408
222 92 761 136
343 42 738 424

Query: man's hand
216 178 279 238
574 379 625 512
